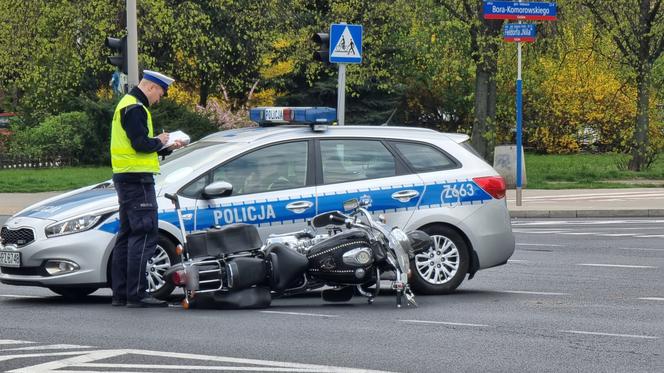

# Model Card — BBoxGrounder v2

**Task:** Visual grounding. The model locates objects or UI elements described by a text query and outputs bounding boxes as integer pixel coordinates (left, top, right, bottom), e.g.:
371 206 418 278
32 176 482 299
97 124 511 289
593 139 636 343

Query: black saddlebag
186 223 262 258
191 287 272 309
306 230 376 284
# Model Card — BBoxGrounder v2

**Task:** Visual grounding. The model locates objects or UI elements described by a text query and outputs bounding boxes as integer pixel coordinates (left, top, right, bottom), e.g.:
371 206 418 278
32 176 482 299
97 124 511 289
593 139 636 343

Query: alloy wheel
146 244 171 293
413 234 459 284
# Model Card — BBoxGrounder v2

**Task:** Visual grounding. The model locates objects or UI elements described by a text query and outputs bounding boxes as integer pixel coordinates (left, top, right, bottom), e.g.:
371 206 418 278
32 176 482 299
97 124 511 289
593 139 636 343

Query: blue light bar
249 107 337 125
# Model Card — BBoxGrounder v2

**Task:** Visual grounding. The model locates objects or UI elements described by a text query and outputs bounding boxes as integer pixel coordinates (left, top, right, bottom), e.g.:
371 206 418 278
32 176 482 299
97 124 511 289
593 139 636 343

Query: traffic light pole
126 0 139 89
337 63 346 126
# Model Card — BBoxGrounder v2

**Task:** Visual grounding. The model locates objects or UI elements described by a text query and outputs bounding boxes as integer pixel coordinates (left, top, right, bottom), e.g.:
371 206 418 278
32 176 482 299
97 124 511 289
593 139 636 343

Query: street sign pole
329 22 362 126
126 0 139 90
337 63 346 126
516 28 523 206
485 1 557 206
337 22 346 126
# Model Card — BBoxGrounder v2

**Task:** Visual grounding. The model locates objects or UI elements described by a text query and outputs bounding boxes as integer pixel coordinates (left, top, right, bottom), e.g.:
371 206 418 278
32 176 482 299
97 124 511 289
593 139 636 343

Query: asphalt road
0 218 662 372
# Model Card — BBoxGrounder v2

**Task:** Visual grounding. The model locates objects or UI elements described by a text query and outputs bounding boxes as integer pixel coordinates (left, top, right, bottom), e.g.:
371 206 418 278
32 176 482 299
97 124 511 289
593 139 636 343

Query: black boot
126 296 168 308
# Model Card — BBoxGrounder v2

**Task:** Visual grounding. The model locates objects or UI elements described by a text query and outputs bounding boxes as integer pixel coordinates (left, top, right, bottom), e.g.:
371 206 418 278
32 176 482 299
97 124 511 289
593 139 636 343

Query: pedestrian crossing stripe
0 339 390 373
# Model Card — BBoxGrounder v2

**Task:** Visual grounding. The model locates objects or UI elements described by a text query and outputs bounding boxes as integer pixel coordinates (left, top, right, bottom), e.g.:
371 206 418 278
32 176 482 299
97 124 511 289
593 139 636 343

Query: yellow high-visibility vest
110 94 159 174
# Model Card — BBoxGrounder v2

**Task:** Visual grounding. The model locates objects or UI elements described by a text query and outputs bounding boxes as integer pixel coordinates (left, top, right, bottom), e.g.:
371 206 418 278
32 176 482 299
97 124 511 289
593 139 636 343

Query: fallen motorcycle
163 193 432 309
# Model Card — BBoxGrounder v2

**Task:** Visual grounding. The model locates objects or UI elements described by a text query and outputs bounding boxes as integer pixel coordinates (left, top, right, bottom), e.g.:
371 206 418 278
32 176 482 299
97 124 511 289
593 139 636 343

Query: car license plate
264 108 283 121
0 251 20 267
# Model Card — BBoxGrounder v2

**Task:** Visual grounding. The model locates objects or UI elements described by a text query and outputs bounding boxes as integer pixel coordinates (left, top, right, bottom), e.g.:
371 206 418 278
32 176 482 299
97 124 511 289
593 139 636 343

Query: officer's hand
168 139 186 150
157 132 169 145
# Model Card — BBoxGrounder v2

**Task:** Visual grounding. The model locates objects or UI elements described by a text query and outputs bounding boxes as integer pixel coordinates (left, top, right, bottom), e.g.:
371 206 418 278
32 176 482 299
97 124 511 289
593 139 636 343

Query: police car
0 107 514 299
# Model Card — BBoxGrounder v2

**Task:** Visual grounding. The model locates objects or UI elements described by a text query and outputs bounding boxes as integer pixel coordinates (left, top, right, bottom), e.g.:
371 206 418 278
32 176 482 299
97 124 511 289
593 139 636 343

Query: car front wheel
146 235 179 300
410 225 469 294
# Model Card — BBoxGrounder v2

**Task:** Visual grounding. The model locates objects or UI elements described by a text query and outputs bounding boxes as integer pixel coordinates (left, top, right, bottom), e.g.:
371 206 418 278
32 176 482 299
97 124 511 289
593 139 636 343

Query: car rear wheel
410 225 469 294
147 235 179 300
49 286 98 299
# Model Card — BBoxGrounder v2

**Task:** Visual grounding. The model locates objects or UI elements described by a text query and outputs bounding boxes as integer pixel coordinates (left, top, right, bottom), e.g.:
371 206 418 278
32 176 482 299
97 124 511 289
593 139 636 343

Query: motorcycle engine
306 229 377 284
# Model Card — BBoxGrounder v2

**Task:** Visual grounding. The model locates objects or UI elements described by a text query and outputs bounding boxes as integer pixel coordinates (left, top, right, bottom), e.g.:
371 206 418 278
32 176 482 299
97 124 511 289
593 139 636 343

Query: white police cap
142 70 175 92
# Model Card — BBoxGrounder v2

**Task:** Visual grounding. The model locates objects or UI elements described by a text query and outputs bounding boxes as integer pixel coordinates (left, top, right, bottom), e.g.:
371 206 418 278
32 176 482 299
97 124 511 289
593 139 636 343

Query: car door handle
286 201 314 214
391 190 420 203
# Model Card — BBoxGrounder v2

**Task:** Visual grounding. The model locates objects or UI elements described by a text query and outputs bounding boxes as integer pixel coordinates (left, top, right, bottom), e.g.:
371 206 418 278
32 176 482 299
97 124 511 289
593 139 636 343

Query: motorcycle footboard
190 287 272 309
189 260 225 294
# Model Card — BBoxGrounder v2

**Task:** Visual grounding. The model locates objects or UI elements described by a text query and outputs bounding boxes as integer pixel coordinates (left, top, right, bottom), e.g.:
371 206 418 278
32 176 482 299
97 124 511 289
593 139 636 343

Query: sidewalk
1 189 664 218
507 188 664 218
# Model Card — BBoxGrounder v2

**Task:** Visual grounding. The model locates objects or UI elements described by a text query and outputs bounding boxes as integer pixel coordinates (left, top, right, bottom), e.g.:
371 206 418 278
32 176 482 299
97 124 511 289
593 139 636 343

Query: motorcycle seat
187 223 263 257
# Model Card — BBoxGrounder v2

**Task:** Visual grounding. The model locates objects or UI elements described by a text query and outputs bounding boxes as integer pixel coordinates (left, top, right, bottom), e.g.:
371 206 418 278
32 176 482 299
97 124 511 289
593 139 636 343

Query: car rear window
391 141 457 172
459 139 482 159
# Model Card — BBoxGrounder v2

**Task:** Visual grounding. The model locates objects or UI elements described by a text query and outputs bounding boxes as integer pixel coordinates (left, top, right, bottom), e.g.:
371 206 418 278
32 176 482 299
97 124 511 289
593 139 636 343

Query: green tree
0 0 121 119
578 0 664 170
436 1 504 160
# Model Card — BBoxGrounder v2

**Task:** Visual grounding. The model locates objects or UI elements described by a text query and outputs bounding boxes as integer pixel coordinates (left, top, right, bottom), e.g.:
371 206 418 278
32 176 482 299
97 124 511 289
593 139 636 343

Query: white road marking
559 330 659 340
507 259 529 263
577 263 657 269
0 351 90 363
8 348 393 373
260 310 339 318
0 340 35 345
512 230 566 234
1 344 91 351
634 235 664 238
558 232 601 235
78 363 322 371
499 290 569 296
512 219 664 226
620 247 664 251
597 234 636 237
400 320 489 327
638 297 664 301
517 243 565 247
0 294 42 299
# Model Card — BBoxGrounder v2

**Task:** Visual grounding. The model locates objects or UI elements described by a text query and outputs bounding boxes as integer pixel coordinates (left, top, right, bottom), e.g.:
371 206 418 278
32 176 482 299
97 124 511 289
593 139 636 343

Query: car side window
180 174 210 198
320 140 396 184
212 141 308 196
391 141 457 172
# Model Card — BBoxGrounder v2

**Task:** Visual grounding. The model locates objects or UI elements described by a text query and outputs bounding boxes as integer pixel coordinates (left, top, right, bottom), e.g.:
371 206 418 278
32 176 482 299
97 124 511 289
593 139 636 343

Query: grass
0 153 663 192
525 153 664 189
0 167 112 193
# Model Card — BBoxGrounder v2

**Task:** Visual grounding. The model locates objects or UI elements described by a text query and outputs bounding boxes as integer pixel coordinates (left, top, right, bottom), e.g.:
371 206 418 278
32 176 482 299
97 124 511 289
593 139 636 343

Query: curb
509 209 664 218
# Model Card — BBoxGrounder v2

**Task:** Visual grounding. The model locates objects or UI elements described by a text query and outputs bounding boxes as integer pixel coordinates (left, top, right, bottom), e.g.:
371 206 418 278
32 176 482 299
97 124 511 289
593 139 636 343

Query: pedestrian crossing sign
329 24 363 64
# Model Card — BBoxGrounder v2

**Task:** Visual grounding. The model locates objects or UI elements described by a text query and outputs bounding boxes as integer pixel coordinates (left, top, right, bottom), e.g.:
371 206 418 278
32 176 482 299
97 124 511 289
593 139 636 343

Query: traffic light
312 32 330 63
105 36 128 74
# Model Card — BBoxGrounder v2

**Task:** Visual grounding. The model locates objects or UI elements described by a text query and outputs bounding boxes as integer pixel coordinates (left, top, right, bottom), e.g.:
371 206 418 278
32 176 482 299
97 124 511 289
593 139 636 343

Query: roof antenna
381 108 397 126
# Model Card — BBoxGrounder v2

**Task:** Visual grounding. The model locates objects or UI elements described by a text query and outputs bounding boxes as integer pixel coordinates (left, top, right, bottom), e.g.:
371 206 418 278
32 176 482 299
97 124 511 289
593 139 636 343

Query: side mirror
343 198 359 211
202 181 233 199
312 211 347 228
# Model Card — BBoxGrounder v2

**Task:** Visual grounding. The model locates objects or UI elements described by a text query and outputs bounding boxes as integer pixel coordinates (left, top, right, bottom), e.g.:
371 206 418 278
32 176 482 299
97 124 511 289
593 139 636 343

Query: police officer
110 70 183 308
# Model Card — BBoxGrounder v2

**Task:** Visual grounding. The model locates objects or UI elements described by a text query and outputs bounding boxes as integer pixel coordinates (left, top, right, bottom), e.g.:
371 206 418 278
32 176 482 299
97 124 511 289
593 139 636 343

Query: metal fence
0 155 75 169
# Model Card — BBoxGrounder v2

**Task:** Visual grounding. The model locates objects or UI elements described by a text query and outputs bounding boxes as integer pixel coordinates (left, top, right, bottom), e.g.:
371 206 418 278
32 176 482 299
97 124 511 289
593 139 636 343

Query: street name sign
503 24 537 42
484 1 557 21
329 24 363 64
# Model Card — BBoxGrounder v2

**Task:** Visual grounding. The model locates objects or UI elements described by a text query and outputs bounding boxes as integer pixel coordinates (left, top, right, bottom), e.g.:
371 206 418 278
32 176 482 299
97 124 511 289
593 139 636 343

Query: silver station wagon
0 107 514 299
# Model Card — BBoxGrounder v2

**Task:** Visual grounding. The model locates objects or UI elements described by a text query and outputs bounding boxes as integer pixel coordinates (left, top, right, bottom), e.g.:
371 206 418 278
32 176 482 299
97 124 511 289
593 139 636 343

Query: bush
150 98 219 142
8 112 90 163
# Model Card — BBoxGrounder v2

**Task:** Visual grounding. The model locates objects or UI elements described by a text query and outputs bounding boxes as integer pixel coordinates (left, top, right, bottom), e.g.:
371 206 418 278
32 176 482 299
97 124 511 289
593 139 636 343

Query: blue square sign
329 24 363 64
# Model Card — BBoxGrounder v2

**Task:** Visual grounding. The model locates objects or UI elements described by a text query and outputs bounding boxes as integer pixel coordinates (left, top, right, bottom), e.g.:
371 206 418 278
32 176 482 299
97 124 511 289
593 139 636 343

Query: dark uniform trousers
111 180 158 302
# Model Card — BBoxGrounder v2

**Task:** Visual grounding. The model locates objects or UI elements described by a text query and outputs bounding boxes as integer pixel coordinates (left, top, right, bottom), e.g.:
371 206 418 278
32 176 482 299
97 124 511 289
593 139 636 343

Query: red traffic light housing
105 36 128 74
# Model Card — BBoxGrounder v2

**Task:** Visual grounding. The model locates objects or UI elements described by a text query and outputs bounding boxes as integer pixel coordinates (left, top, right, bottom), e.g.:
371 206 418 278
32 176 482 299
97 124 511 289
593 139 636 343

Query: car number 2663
0 251 20 267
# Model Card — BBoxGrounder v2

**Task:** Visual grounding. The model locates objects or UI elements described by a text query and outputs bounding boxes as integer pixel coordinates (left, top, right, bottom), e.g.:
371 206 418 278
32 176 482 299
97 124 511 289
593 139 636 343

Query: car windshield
155 141 235 186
